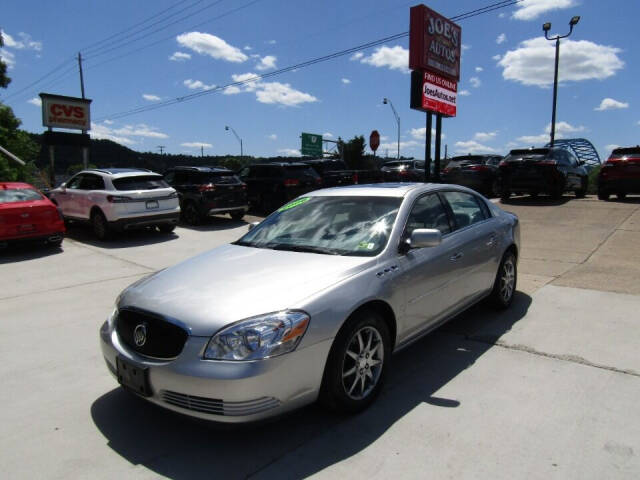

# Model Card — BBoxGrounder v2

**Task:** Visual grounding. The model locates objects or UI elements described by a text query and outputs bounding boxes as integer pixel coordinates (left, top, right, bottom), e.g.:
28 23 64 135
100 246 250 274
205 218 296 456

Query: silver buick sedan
100 183 519 422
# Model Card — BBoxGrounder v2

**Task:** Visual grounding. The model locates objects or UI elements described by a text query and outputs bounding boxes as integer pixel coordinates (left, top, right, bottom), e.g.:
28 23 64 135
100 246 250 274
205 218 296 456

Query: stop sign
370 130 380 152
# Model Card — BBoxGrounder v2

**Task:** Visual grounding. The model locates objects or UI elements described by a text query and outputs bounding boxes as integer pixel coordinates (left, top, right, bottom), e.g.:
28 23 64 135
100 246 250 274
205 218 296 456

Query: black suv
441 154 503 197
163 166 248 224
302 159 384 187
381 160 426 182
498 147 588 200
238 163 322 213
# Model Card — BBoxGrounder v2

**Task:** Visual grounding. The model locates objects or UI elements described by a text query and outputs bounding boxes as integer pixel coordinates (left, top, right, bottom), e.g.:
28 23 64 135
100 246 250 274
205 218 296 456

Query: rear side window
0 188 43 203
198 172 241 184
284 166 320 179
441 191 487 230
112 175 169 191
79 174 105 190
405 194 451 235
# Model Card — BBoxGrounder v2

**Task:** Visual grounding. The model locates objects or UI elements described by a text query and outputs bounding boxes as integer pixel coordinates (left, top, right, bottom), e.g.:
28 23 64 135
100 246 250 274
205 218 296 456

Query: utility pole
157 146 165 154
78 52 89 169
201 145 204 157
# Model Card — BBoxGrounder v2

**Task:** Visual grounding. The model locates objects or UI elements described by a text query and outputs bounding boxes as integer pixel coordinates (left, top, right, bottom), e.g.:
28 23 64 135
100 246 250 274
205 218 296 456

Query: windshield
0 188 44 203
112 175 169 191
235 196 402 256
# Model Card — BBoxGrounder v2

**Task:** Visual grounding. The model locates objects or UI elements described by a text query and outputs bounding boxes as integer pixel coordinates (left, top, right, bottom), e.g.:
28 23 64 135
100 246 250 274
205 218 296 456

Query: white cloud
499 37 624 87
499 12 506 18
0 49 15 68
223 85 241 95
1 30 42 51
181 142 212 148
474 131 497 141
496 33 507 44
341 78 351 84
454 140 498 154
169 51 191 62
256 82 317 106
595 98 629 111
27 97 41 107
250 54 260 59
409 128 444 140
350 52 364 61
605 144 620 153
475 66 483 72
323 132 333 138
267 40 277 45
550 121 585 135
516 134 550 145
458 89 471 96
231 72 261 91
243 45 252 51
176 32 247 63
515 121 585 145
278 148 301 156
183 78 215 90
112 124 169 139
142 94 161 101
103 120 114 125
379 140 421 154
360 45 409 73
267 134 277 140
90 122 137 145
492 54 502 61
462 44 471 51
513 0 577 21
255 55 277 71
469 77 481 88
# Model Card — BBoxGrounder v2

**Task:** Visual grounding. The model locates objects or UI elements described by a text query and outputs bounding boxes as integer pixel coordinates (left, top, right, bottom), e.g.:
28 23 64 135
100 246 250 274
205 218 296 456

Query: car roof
169 166 234 173
306 183 467 198
81 168 161 178
251 162 310 167
0 182 37 189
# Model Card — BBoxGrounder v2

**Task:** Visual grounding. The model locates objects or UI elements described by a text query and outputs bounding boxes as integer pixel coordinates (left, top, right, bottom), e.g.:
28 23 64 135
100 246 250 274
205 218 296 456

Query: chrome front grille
161 390 281 416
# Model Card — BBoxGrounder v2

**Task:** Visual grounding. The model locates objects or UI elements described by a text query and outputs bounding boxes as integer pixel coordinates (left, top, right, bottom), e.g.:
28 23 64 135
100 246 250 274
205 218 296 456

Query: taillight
352 173 359 184
469 165 490 171
106 195 132 203
284 179 300 187
499 161 508 167
442 168 451 174
241 183 247 189
537 160 557 166
198 183 216 192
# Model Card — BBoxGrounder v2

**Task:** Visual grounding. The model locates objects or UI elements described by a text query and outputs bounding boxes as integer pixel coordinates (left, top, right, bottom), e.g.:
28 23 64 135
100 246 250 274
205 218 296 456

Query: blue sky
1 0 638 161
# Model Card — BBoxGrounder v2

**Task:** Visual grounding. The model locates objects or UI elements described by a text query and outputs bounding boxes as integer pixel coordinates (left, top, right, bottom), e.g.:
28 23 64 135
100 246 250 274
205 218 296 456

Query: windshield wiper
265 243 344 255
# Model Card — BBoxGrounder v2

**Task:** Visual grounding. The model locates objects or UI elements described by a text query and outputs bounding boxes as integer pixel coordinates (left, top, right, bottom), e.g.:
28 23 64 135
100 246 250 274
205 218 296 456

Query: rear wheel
597 188 609 201
320 310 391 413
230 211 245 221
617 192 627 200
183 202 201 225
550 186 563 200
489 251 517 309
158 224 176 233
91 211 110 241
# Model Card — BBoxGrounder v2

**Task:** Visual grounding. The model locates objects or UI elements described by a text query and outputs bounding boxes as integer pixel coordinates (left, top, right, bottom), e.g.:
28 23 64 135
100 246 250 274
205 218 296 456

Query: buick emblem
133 323 148 347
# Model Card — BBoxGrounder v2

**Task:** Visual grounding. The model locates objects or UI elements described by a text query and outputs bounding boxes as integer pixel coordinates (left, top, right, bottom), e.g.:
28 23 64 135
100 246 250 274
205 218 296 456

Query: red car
598 146 640 200
0 182 65 248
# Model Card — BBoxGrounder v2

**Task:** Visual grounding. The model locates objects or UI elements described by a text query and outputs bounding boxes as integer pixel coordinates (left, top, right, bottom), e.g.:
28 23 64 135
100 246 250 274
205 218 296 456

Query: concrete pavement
1 197 639 479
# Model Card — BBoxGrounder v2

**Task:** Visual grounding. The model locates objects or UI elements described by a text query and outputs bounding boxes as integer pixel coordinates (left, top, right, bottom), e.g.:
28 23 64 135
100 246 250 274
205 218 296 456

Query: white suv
50 168 180 240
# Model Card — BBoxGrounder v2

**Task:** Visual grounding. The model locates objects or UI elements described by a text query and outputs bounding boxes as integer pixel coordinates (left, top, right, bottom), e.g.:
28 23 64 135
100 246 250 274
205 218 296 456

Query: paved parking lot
1 196 640 479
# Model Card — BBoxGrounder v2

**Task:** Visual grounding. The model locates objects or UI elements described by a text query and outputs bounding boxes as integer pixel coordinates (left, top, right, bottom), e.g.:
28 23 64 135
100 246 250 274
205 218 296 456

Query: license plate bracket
116 356 152 397
146 200 159 210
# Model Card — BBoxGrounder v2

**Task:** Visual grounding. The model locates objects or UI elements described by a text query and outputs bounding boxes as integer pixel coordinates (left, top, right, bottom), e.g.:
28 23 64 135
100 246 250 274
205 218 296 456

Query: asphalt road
1 196 639 479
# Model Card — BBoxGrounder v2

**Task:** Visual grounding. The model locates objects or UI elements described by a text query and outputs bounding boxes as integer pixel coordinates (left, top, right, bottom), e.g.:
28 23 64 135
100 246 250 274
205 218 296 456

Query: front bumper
100 320 332 423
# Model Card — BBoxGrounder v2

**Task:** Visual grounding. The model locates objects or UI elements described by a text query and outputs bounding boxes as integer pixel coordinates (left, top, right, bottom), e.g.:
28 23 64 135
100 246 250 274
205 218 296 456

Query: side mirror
408 228 442 249
248 221 260 231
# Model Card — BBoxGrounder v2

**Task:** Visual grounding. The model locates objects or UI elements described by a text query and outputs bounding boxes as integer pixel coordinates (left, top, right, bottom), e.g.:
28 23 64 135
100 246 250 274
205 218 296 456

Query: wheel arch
343 300 397 351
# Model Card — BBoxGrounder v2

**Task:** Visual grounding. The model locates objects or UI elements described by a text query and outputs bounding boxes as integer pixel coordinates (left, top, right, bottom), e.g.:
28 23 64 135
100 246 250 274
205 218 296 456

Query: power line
96 0 522 122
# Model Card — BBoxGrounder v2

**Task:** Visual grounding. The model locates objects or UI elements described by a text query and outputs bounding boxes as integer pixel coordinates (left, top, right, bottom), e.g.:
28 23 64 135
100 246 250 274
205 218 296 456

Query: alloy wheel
500 258 516 303
341 326 384 400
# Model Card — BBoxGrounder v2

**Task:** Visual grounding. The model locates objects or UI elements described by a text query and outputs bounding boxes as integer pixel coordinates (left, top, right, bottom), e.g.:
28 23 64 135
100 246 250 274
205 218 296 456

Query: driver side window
405 194 451 236
66 175 83 189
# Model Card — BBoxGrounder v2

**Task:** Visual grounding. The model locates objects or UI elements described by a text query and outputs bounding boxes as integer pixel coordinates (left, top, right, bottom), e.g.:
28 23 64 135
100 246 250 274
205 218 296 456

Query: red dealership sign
409 4 462 82
410 71 457 117
39 93 92 131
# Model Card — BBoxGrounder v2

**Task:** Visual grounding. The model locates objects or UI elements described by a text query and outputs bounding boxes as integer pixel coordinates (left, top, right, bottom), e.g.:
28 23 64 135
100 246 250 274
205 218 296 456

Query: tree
0 104 39 182
342 135 367 169
0 30 11 88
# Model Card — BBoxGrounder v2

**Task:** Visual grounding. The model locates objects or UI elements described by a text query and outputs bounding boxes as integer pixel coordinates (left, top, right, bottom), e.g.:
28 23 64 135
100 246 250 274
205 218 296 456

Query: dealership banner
410 71 457 117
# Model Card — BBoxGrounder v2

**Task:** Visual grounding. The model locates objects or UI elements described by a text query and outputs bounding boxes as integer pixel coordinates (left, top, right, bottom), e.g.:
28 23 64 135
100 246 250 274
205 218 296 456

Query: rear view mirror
248 221 260 231
409 228 442 249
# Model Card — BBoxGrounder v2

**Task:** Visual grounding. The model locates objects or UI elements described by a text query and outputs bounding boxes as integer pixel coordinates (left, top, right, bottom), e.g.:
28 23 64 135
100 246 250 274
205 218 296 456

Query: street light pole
225 125 243 161
383 98 400 159
543 16 580 147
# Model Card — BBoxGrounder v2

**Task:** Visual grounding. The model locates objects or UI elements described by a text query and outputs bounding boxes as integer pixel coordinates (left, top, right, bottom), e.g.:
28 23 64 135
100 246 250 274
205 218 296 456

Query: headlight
203 311 310 361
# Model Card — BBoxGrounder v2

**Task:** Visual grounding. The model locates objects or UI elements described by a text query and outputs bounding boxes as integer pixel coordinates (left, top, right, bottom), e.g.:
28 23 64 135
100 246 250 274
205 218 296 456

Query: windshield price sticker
278 197 311 212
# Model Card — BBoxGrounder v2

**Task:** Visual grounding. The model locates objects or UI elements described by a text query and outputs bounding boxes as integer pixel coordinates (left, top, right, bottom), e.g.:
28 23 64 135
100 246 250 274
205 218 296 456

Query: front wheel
182 202 201 225
617 192 627 200
320 311 391 413
158 224 176 233
597 188 609 201
489 251 517 309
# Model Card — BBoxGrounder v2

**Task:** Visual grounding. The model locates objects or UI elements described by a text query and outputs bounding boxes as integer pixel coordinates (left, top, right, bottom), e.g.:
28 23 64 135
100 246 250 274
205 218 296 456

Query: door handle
450 252 463 261
486 234 497 246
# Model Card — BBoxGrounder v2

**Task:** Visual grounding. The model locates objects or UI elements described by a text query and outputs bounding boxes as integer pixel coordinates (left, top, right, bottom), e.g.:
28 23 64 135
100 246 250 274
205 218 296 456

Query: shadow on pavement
91 292 532 479
64 224 179 249
177 214 260 232
0 242 64 264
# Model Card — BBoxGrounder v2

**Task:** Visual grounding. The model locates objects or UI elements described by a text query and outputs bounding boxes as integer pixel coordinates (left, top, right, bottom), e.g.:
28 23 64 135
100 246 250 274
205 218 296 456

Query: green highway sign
301 132 323 156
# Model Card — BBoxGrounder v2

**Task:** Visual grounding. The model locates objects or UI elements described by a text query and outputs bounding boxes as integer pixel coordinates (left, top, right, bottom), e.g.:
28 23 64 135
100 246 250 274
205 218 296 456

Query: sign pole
78 52 89 170
425 112 432 182
434 114 442 182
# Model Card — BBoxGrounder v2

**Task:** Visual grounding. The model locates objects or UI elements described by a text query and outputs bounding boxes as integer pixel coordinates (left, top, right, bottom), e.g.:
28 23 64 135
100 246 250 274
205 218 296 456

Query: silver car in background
100 183 520 422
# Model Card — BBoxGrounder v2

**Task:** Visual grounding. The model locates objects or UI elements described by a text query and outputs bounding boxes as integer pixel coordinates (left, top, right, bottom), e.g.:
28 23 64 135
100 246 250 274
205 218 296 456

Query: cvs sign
39 93 92 131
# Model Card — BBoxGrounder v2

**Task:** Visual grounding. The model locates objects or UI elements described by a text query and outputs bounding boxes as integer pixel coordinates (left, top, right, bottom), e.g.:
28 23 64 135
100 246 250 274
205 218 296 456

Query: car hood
118 244 373 336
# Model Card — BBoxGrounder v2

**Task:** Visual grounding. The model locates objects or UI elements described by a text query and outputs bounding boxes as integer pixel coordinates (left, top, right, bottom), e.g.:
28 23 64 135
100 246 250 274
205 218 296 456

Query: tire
597 188 609 201
575 178 588 198
617 192 627 200
47 238 63 248
182 202 201 225
500 189 511 203
550 187 563 200
230 211 245 221
487 179 500 198
530 191 539 199
320 310 391 413
489 250 517 310
158 224 176 233
91 211 111 241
